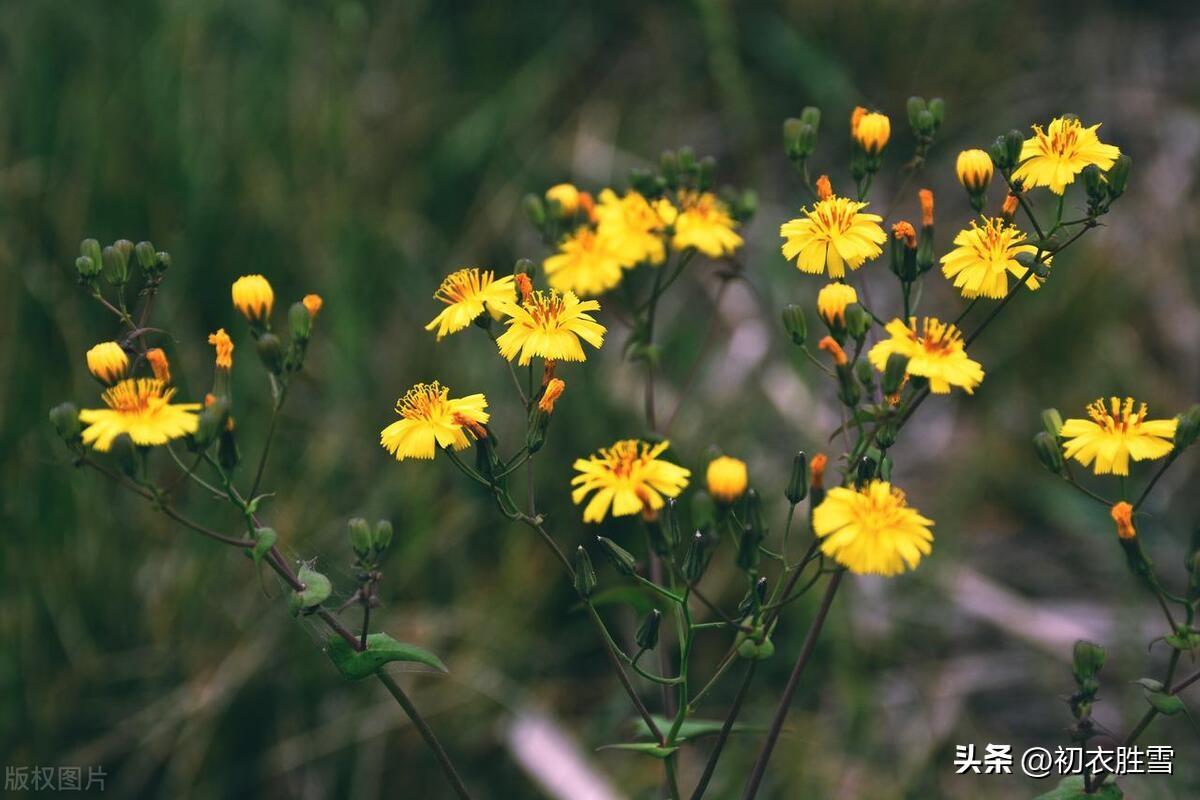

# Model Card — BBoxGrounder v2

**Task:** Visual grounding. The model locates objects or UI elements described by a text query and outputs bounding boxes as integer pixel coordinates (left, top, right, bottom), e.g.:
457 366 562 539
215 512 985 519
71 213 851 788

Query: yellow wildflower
672 190 742 258
1013 117 1121 195
780 197 886 278
595 188 672 267
424 268 516 341
813 480 934 576
231 275 274 322
79 378 201 451
956 149 994 193
940 218 1046 299
706 456 748 504
495 289 605 365
868 317 984 394
571 440 691 523
544 228 625 297
817 283 858 326
86 341 129 384
379 382 489 461
1060 397 1177 476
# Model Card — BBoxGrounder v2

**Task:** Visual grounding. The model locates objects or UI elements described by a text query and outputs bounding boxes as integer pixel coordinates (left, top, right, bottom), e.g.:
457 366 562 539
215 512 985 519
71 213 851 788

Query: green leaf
630 715 766 742
573 586 655 617
290 564 331 615
327 633 447 680
596 742 679 759
1033 775 1123 799
1145 689 1185 716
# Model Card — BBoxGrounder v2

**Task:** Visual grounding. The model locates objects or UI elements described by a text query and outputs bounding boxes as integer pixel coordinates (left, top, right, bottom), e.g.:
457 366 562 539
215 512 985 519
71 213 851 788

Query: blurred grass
3 1 1200 798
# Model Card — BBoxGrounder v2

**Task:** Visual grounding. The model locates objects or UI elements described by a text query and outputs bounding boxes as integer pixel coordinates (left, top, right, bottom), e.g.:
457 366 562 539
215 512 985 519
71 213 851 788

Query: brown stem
376 671 474 800
689 662 757 800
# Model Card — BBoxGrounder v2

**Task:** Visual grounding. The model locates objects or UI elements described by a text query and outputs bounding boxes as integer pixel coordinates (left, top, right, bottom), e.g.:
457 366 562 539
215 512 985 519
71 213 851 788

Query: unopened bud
844 304 870 341
348 517 372 558
1041 408 1064 438
906 97 927 132
800 106 821 129
1003 129 1024 168
1106 155 1131 198
635 609 662 651
927 98 944 130
682 531 707 583
736 525 760 571
856 456 876 485
49 402 82 443
1174 404 1200 450
882 353 909 396
289 302 312 342
662 497 682 549
256 333 284 374
135 241 157 272
101 245 128 286
786 451 809 504
1081 164 1105 203
373 520 393 554
596 536 637 577
193 396 229 448
75 255 101 280
574 546 597 597
1033 431 1064 474
522 194 546 228
1072 640 1106 686
782 304 807 346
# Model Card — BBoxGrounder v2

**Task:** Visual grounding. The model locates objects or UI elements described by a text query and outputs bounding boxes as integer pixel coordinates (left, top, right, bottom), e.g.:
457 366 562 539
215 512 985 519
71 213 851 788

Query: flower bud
146 348 171 383
80 238 103 271
1040 408 1064 438
522 193 546 228
232 275 274 324
1106 154 1131 198
101 245 129 286
1072 640 1106 686
736 525 760 571
110 433 138 478
75 255 101 281
574 546 597 597
856 456 876 486
1174 404 1200 450
218 425 240 471
1003 129 1025 169
737 634 775 661
987 137 1009 170
86 341 130 385
853 112 890 159
155 251 172 273
881 353 909 396
1081 164 1105 204
1033 431 1064 474
134 241 157 272
906 97 927 132
545 183 580 215
786 451 809 504
597 536 637 577
288 301 312 342
956 149 993 197
635 609 662 651
927 98 944 130
348 517 372 558
682 531 707 583
844 303 871 341
800 106 820 129
784 118 816 160
707 456 748 505
192 396 229 449
876 422 898 449
49 402 82 443
746 488 768 541
854 359 875 394
661 498 682 550
373 520 393 554
1111 501 1136 541
781 304 807 346
256 332 284 374
737 577 769 618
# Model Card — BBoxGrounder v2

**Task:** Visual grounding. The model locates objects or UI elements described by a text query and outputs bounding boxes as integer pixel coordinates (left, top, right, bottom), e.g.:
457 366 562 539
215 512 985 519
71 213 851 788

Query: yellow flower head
956 149 994 193
545 183 581 215
544 228 626 297
379 381 490 461
425 268 516 340
595 188 673 267
672 190 743 258
303 294 323 318
571 439 691 523
86 341 129 384
1013 117 1121 195
539 377 565 413
79 378 201 452
853 111 891 156
495 289 606 366
146 348 171 383
817 282 858 326
813 480 934 576
1060 397 1177 476
208 328 234 369
1111 501 1136 540
780 197 886 278
231 274 274 322
868 317 985 395
706 456 748 504
940 218 1046 299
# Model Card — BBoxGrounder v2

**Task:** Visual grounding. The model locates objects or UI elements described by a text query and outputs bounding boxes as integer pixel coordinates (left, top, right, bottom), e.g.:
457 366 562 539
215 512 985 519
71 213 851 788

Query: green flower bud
288 301 312 342
110 433 138 478
736 525 760 572
737 577 769 617
1106 154 1131 198
682 531 707 583
879 454 894 481
660 150 679 185
988 137 1009 170
856 456 876 485
844 303 871 341
348 517 372 558
745 489 768 542
101 245 128 286
855 359 876 393
75 256 101 280
597 536 637 577
661 497 682 550
523 194 546 228
836 364 861 407
697 156 716 190
1081 164 1105 203
635 609 662 651
113 239 134 260
876 423 898 450
373 520 393 554
927 98 944 129
574 545 597 597
155 251 172 273
134 241 157 271
1042 408 1064 437
192 397 229 449
677 146 696 173
781 304 807 348
1003 129 1025 169
786 451 809 504
737 635 775 660
1072 640 1106 686
917 227 934 273
881 353 909 397
784 118 815 160
49 402 82 443
256 332 284 374
513 258 535 278
80 238 103 270
915 110 935 136
1033 431 1064 474
1174 404 1200 450
906 97 927 131
800 106 821 129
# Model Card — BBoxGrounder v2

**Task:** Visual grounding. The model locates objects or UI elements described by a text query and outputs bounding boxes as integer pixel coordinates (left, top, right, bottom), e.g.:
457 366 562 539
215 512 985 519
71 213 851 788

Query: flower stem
376 671 474 800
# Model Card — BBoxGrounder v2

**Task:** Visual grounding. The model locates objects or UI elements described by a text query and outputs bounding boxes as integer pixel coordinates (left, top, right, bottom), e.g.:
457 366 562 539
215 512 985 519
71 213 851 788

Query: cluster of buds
1067 639 1106 742
75 237 170 292
783 106 821 164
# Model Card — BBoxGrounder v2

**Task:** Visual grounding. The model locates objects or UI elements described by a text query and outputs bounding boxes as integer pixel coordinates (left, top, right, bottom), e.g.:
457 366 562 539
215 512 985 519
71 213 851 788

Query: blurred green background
3 1 1200 798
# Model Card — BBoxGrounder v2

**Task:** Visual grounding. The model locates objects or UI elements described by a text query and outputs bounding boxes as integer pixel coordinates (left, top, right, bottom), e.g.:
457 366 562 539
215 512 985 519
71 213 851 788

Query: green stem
376 672 474 800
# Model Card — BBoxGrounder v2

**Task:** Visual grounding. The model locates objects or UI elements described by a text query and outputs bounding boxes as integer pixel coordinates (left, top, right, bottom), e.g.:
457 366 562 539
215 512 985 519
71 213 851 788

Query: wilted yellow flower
303 294 323 318
146 348 171 383
86 341 129 384
853 111 891 156
571 439 691 523
79 378 201 452
545 183 581 214
1111 501 1136 540
544 228 625 297
940 218 1046 299
539 377 565 413
495 289 606 366
1001 193 1020 221
817 283 858 326
813 480 934 576
1060 397 1177 476
815 174 834 201
672 190 743 258
818 335 848 366
868 317 984 394
892 221 917 249
919 189 934 228
208 328 234 369
780 197 886 278
706 456 748 503
231 275 274 322
956 149 994 193
595 189 672 267
425 268 516 340
1013 117 1121 195
379 381 489 462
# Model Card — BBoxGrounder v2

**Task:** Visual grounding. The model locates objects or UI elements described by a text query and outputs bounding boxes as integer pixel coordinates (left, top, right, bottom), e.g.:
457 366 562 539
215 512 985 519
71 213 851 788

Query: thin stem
741 571 844 800
376 672 474 800
1134 450 1182 511
664 755 683 800
689 662 757 800
250 384 287 499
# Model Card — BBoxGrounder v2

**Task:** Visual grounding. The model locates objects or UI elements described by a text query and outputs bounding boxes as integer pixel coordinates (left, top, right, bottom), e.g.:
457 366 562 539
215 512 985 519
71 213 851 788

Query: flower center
399 382 450 420
524 291 567 329
811 199 856 236
907 318 962 356
603 440 644 478
104 379 169 414
435 269 485 305
1086 397 1146 434
1042 119 1082 158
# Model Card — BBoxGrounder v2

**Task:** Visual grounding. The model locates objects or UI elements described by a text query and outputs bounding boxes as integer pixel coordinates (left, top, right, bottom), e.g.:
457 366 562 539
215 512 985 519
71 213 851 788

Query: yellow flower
955 149 994 193
868 317 984 394
813 480 934 576
379 381 489 461
571 439 691 523
545 183 581 214
424 268 516 340
672 190 743 258
817 283 858 326
940 218 1046 299
706 456 748 504
1013 117 1121 195
86 341 129 384
852 111 890 156
231 275 274 322
780 197 886 278
544 228 626 297
1111 501 1136 540
495 289 605 365
146 348 171 383
79 378 201 452
595 189 671 266
208 328 234 369
302 294 323 318
1060 397 1177 476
